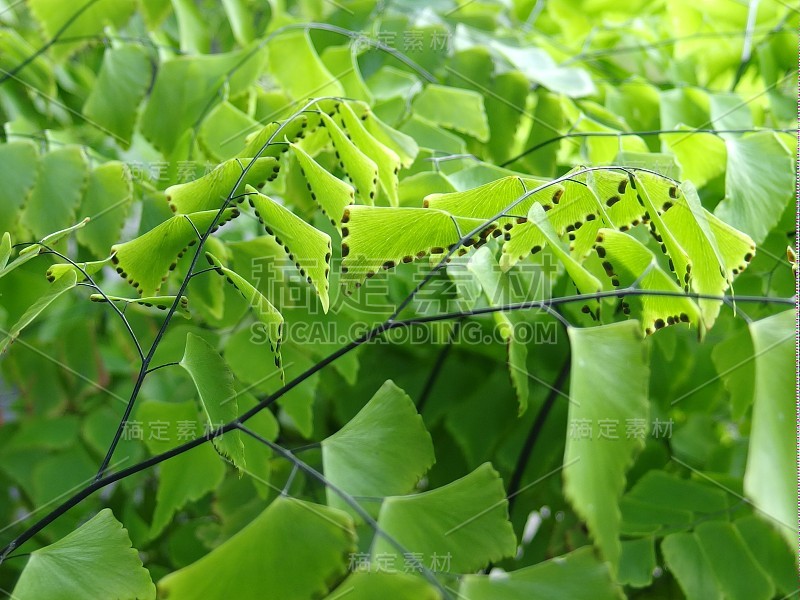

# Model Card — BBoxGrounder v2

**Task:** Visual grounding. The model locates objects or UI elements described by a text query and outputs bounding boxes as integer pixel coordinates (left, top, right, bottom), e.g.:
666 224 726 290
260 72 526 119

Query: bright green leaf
371 463 517 573
179 332 245 470
564 320 649 571
12 508 155 600
321 380 435 517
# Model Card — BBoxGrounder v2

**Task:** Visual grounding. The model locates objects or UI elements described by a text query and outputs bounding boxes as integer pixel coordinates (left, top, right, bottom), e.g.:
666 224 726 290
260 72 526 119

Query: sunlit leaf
411 84 490 142
12 508 155 600
205 252 283 378
290 142 355 228
158 497 356 599
371 463 517 572
245 185 332 312
179 332 245 470
110 208 239 296
459 546 623 599
744 310 796 550
166 157 279 214
564 320 649 571
321 380 434 517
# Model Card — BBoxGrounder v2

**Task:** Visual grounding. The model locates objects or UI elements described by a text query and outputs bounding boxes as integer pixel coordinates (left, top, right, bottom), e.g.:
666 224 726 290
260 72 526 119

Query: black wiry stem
507 359 571 513
95 97 328 479
0 284 791 563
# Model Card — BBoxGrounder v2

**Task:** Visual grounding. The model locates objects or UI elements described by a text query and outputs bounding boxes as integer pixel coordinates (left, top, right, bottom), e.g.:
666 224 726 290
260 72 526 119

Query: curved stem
0 284 790 563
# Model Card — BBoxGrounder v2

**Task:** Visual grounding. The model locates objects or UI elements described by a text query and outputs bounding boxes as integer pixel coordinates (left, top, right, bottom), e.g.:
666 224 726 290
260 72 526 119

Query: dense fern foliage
0 1 796 598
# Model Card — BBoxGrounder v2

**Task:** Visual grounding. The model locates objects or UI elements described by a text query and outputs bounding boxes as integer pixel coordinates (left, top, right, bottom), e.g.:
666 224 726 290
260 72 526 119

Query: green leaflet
171 0 210 53
11 508 155 600
290 142 355 228
490 42 596 98
238 116 310 159
630 171 691 290
82 45 152 147
0 270 77 355
661 128 727 189
735 515 800 597
618 537 657 588
325 571 440 599
511 203 603 305
466 247 530 413
0 141 38 235
594 229 701 335
111 208 240 296
21 147 88 240
135 400 226 538
619 471 728 537
266 30 344 100
5 220 90 282
362 112 419 168
179 333 245 470
27 0 136 60
321 380 435 517
339 205 494 291
139 47 267 155
76 161 133 258
423 175 563 223
498 172 610 271
586 169 648 231
205 252 284 378
158 497 356 599
0 30 55 96
459 546 624 599
661 532 724 600
714 131 795 244
411 84 490 142
89 293 190 317
371 463 517 573
166 157 279 214
46 256 110 282
336 102 401 206
660 181 755 327
564 321 649 572
321 45 372 103
319 111 379 205
198 101 260 161
744 310 796 550
245 185 332 313
663 522 775 600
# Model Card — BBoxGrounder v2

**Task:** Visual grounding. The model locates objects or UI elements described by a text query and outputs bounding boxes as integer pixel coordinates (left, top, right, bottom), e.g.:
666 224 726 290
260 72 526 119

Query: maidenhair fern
1 4 795 598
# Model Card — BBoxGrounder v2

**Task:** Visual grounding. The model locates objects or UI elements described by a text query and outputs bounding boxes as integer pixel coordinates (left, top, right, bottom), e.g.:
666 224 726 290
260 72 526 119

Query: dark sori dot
606 196 620 207
654 319 666 329
531 245 542 254
596 246 606 258
618 179 628 194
